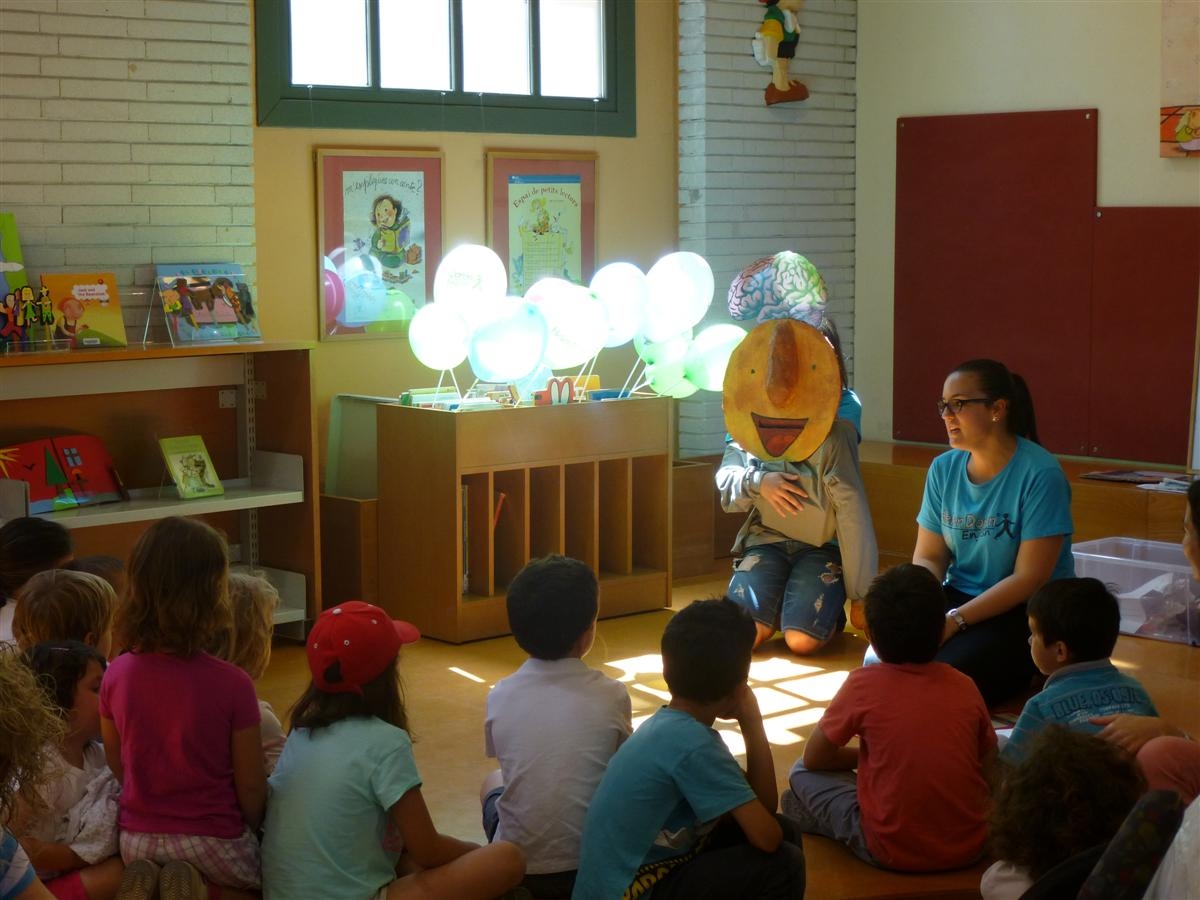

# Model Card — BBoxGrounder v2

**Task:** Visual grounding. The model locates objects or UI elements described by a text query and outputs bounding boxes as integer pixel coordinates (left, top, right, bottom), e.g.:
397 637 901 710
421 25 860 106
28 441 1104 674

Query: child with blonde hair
2 648 67 899
208 571 285 774
15 641 124 899
12 570 116 657
262 601 525 900
99 517 265 900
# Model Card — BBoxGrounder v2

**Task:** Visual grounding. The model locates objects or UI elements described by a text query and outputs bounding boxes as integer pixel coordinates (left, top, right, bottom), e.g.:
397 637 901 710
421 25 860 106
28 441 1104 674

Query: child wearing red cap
261 601 525 900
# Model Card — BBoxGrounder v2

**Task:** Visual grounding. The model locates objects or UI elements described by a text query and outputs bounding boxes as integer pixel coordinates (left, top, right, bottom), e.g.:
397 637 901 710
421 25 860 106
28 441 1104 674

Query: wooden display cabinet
0 343 322 631
377 397 674 642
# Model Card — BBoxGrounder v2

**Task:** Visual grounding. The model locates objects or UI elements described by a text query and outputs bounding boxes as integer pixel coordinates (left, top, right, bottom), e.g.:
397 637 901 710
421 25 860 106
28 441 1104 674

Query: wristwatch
947 608 968 632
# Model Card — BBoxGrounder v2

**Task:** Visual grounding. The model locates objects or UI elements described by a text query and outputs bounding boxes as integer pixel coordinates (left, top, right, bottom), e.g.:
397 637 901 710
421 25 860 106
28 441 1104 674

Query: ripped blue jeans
727 541 846 642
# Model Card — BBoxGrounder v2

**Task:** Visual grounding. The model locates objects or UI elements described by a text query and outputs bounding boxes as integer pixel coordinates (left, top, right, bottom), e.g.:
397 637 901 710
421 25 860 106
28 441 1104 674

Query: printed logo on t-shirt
941 511 1019 542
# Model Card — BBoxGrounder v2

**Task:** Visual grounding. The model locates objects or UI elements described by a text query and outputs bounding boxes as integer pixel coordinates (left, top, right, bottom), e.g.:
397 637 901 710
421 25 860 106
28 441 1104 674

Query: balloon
683 324 747 391
525 278 608 369
634 328 692 366
589 262 649 348
645 359 699 398
466 298 548 382
322 269 344 327
512 363 553 401
408 303 469 370
433 244 507 331
643 251 714 341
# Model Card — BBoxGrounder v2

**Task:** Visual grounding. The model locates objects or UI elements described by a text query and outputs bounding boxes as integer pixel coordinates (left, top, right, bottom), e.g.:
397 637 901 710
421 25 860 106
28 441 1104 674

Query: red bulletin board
1089 207 1200 464
893 109 1098 454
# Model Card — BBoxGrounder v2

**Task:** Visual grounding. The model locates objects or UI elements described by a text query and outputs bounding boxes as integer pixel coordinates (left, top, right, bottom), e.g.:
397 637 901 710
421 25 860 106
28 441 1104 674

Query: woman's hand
940 615 960 646
760 472 808 516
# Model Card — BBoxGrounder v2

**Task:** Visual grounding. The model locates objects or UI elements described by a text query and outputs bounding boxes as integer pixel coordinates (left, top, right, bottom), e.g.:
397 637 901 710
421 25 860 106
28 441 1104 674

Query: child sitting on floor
15 641 124 899
982 724 1144 899
11 570 116 658
481 555 631 899
0 517 73 646
784 563 995 871
1001 577 1158 764
574 597 806 900
261 601 524 900
208 571 286 774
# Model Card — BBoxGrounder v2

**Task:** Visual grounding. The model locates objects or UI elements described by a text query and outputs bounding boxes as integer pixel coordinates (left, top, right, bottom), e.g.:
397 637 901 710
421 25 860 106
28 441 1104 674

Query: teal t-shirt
262 717 422 900
573 706 755 900
917 437 1074 596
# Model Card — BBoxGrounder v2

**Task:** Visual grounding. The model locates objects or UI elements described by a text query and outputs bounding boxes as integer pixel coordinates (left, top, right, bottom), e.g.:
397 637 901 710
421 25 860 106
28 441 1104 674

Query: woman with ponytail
904 359 1075 706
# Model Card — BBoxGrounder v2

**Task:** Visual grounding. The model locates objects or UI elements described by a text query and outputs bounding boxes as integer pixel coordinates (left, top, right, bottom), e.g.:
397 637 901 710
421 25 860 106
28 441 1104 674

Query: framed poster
316 148 443 340
486 150 596 296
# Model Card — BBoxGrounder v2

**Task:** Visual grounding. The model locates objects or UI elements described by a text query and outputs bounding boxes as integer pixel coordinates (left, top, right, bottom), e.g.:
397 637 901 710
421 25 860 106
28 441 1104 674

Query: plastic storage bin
1072 538 1198 646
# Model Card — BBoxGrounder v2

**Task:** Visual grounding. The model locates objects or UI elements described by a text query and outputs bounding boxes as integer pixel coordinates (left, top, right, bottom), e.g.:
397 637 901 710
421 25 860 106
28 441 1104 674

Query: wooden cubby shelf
377 397 675 643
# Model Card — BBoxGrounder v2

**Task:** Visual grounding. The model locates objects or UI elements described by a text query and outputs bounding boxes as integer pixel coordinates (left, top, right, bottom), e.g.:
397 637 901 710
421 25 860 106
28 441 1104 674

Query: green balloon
683 324 746 391
634 328 692 365
645 360 699 398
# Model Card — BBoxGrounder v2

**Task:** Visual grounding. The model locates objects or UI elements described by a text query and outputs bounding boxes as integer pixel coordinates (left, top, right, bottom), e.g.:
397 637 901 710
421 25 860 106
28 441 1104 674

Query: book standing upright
154 264 261 346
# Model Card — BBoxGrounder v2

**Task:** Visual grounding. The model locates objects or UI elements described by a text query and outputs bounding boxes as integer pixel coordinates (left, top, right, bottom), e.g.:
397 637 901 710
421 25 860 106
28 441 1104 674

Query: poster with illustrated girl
316 150 444 341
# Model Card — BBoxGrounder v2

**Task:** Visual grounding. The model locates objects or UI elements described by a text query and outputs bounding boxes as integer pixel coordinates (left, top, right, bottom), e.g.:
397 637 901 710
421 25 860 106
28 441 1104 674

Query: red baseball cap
307 601 420 695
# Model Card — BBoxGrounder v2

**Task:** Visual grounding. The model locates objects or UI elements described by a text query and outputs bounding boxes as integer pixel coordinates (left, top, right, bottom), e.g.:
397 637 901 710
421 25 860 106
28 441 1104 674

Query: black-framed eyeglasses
936 397 992 417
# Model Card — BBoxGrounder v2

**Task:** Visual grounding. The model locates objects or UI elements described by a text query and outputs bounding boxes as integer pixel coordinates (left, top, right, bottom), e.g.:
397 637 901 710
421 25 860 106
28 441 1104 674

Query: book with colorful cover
0 212 31 352
159 435 224 499
0 435 124 514
155 264 261 345
38 272 128 348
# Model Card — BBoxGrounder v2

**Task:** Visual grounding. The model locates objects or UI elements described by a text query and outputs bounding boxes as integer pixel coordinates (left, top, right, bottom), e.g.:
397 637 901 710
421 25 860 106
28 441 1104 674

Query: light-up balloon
683 324 747 391
433 244 507 331
512 363 553 401
526 278 608 369
466 298 548 382
408 303 469 370
645 359 699 398
642 251 714 341
634 328 692 366
589 262 649 348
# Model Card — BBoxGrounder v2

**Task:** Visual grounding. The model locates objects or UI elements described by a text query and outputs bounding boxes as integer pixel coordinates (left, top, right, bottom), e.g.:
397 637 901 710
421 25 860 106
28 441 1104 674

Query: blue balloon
466 299 548 382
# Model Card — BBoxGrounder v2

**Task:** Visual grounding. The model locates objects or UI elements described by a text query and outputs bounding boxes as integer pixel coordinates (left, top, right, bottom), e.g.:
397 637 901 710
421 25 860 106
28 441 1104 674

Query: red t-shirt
100 651 260 838
819 662 995 871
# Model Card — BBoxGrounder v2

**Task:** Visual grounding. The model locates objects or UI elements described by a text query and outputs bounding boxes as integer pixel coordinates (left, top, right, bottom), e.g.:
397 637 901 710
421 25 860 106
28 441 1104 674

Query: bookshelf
377 397 674 642
0 343 321 631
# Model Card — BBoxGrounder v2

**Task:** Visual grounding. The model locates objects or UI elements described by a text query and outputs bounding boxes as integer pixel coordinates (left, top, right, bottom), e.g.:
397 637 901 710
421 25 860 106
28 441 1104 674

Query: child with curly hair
982 724 1145 899
1 648 67 899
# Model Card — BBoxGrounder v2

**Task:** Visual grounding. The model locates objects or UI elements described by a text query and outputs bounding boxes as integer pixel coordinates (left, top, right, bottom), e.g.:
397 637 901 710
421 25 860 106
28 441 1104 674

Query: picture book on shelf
159 435 224 499
0 435 124 514
155 264 261 345
0 212 31 353
38 272 128 348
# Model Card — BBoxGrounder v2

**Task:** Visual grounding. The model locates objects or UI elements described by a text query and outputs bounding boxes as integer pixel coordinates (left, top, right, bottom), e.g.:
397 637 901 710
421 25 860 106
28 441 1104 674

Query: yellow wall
253 2 678 480
855 0 1200 442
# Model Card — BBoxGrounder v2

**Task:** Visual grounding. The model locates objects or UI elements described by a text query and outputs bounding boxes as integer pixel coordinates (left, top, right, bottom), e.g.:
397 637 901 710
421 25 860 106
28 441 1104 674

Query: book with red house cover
0 435 124 514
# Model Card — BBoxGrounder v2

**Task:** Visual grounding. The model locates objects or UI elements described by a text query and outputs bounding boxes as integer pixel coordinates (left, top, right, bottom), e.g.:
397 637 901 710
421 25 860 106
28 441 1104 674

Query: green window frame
254 0 636 136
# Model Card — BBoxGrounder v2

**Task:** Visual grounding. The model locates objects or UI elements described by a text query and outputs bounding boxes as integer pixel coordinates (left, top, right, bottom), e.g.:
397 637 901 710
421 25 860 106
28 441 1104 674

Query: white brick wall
677 0 857 457
0 0 253 342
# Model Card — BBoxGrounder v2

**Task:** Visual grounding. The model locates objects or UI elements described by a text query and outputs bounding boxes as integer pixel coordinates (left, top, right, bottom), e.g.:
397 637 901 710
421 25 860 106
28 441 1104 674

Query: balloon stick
620 360 644 397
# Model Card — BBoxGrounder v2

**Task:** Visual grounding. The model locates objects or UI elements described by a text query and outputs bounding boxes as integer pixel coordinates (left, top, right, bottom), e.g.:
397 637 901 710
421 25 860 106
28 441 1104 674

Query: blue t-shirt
573 706 756 900
1000 660 1158 763
262 717 422 900
1 831 35 899
917 438 1074 596
838 389 863 440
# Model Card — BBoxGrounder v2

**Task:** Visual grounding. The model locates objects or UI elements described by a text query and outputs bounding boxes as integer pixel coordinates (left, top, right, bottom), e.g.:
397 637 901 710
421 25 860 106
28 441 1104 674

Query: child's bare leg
479 769 503 806
387 841 524 900
753 621 775 648
79 856 125 900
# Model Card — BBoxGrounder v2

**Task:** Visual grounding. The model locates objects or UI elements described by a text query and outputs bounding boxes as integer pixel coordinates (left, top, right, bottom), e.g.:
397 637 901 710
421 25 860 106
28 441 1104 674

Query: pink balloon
323 269 345 325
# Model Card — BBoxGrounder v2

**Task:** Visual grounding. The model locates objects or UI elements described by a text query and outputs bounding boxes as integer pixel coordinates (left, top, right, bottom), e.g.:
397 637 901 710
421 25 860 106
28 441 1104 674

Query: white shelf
0 450 304 530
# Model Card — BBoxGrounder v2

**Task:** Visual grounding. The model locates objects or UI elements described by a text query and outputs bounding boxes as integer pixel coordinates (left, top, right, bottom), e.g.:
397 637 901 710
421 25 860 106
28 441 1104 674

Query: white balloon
525 278 608 369
589 262 649 348
643 252 714 341
683 324 747 391
466 297 548 382
433 244 507 332
408 303 469 370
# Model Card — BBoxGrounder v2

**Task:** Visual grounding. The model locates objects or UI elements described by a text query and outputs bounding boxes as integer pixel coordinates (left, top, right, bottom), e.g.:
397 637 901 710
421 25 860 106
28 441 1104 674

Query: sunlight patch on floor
448 666 486 683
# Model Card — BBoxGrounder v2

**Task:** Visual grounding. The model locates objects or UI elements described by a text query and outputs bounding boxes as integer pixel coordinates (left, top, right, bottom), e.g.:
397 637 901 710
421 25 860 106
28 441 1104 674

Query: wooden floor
258 559 1200 900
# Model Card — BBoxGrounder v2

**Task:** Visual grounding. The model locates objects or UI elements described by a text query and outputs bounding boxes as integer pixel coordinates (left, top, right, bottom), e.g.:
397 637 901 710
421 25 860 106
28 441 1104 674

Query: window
255 0 636 136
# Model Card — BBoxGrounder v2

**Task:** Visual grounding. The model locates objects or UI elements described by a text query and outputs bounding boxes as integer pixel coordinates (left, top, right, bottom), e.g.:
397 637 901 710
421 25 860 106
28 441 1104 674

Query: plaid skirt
120 828 261 890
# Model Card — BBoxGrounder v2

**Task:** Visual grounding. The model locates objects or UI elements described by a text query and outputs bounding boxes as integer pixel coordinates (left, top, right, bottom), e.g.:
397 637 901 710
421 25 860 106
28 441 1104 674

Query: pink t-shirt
819 661 995 871
99 651 260 838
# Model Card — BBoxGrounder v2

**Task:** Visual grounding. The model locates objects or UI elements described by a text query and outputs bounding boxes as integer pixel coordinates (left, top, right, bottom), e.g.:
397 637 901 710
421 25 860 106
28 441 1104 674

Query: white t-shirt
25 743 109 845
260 699 285 775
1143 799 1198 899
0 599 15 645
980 859 1033 900
485 657 632 874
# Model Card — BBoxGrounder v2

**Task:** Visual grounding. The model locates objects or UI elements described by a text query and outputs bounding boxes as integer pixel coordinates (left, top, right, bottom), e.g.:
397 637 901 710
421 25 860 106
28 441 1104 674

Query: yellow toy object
755 0 810 106
723 319 839 462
